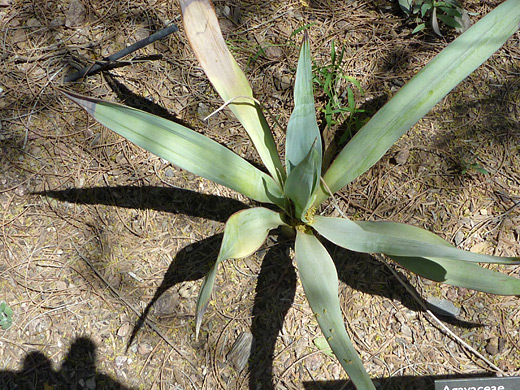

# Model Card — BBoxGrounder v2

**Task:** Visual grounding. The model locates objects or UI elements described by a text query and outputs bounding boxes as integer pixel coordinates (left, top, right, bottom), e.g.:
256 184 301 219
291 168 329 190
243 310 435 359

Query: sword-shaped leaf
353 220 520 294
390 255 520 295
311 216 520 264
315 0 520 206
180 0 284 185
285 32 322 175
295 229 375 390
62 91 285 206
195 207 286 338
284 145 320 221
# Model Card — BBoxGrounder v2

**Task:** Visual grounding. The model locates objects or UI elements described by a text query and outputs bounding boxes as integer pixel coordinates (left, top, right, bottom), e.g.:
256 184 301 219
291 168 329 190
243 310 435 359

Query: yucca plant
61 0 520 388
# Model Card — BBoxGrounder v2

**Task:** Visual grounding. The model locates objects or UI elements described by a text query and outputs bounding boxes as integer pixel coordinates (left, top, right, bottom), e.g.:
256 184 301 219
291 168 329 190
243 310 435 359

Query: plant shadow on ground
100 72 193 130
39 186 482 390
0 337 133 390
33 185 245 348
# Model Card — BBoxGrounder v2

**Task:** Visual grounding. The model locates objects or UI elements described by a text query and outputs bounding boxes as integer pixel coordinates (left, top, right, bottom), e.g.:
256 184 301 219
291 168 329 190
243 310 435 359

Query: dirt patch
1 0 519 389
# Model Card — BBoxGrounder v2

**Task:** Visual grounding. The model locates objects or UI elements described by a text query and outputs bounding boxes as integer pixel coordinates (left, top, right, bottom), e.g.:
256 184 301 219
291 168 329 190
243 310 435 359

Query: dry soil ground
1 0 519 389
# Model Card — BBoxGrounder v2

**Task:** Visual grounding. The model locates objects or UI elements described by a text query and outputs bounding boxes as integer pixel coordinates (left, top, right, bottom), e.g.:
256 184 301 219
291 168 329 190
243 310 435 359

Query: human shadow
0 337 133 390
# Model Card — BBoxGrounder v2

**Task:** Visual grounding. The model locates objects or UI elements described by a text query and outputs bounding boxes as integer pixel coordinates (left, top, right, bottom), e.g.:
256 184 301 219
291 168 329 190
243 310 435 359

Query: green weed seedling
61 0 520 388
0 301 13 330
312 39 366 144
460 159 489 176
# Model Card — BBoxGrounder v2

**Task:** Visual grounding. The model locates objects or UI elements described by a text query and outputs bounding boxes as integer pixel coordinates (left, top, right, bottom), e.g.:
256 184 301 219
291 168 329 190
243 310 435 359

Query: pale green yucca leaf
295 229 375 389
315 0 520 206
390 255 520 295
354 220 520 294
285 32 322 174
62 91 285 206
311 216 520 264
180 0 285 185
195 207 286 338
284 145 320 221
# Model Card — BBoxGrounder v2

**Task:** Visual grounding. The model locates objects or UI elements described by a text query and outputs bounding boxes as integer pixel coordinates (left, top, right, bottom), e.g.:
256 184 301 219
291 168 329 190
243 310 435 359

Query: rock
85 377 96 389
50 17 65 28
12 29 26 46
485 337 499 355
400 324 413 340
305 353 324 371
178 283 196 298
14 185 27 197
264 45 283 60
470 241 490 253
153 290 180 317
55 280 68 290
117 322 132 338
133 27 149 43
394 148 409 165
227 332 253 372
219 18 235 35
274 73 291 91
128 343 138 353
26 18 41 27
138 343 153 355
454 231 464 246
426 296 460 317
65 0 87 28
114 355 127 368
197 102 210 120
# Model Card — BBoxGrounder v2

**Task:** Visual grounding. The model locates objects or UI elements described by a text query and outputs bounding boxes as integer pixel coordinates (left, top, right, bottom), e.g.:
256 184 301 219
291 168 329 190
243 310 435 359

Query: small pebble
117 322 131 338
26 18 41 27
65 0 87 27
115 356 127 368
485 337 499 355
129 343 138 354
86 377 96 390
394 148 409 165
454 231 464 246
138 343 153 355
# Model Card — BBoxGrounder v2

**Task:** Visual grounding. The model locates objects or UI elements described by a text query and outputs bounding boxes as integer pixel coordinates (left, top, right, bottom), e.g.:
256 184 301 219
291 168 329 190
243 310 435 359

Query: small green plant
61 0 520 388
0 301 13 330
399 0 469 35
460 159 489 175
313 40 366 144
